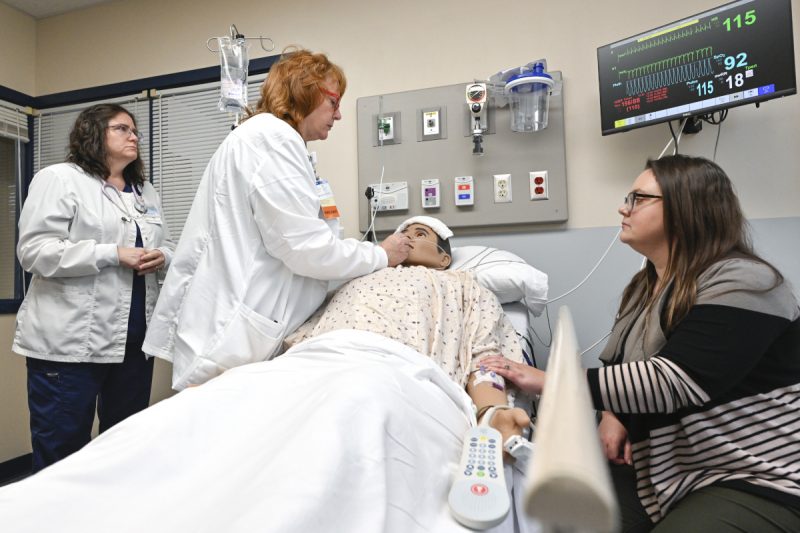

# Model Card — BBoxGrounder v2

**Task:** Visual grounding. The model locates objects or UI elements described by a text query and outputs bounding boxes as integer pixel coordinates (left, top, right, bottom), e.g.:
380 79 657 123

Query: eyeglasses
623 191 663 211
108 124 142 140
319 87 341 111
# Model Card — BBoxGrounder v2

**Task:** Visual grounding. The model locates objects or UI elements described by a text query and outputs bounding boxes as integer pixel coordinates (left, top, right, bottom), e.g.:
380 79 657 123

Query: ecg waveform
617 20 714 60
620 47 714 96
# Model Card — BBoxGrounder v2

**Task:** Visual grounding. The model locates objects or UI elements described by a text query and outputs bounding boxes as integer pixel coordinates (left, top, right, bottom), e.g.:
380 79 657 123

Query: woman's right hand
118 247 147 270
380 233 411 267
599 411 632 465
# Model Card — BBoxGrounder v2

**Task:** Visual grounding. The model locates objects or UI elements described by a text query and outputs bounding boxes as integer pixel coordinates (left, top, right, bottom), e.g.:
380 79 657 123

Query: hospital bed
0 246 551 533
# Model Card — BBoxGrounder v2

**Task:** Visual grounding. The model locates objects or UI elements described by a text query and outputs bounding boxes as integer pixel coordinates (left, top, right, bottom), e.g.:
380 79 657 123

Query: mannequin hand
599 411 632 465
118 247 147 270
137 249 166 275
481 355 545 396
380 233 411 267
484 407 530 461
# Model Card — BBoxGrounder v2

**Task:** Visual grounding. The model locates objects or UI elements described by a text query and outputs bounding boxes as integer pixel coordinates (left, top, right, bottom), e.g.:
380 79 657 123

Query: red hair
250 47 346 131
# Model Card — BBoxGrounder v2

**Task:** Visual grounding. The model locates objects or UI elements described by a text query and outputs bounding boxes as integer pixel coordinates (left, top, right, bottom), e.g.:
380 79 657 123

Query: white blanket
0 330 538 533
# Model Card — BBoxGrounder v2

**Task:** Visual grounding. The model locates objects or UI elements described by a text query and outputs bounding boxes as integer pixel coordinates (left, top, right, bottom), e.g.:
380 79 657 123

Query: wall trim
0 55 279 110
0 453 31 486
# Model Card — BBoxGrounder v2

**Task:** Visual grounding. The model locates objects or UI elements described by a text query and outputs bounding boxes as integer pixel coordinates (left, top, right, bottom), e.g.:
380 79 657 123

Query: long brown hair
66 103 145 186
249 47 346 130
617 155 782 333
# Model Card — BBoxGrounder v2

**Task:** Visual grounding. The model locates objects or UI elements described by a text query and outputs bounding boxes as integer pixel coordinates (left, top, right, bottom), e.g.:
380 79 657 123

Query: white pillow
450 246 548 316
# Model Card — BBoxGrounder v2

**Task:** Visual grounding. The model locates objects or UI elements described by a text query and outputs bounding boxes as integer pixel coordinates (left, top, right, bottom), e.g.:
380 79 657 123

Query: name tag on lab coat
315 178 340 219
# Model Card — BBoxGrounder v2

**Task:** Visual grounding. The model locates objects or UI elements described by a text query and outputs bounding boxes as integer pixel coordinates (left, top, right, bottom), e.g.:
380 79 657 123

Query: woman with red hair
143 48 410 391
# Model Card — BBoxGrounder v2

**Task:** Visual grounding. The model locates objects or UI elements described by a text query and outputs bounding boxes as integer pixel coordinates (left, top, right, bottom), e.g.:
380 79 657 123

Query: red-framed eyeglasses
319 87 341 111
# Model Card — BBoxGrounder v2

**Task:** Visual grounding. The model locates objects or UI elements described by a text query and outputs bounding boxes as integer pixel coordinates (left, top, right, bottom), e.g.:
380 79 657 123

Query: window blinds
0 99 27 299
151 74 265 240
33 94 150 175
0 100 29 143
0 137 18 299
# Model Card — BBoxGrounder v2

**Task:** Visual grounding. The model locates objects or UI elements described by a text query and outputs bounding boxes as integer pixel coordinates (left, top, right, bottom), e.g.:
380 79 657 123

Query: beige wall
1 0 799 462
0 3 35 461
0 316 28 460
34 0 800 230
0 3 36 95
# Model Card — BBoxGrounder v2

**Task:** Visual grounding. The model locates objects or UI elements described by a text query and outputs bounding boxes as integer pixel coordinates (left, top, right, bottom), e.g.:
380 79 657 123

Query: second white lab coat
14 163 175 362
142 113 387 390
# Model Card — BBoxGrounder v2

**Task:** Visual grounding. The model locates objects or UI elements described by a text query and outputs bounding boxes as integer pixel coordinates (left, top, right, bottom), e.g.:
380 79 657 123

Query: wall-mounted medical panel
357 75 567 234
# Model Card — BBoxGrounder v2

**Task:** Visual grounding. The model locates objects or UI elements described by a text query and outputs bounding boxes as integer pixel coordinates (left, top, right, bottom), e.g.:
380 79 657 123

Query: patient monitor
524 307 619 533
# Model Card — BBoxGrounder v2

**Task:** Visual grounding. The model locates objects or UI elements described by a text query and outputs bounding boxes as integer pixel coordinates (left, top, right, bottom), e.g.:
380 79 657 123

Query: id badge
315 178 340 219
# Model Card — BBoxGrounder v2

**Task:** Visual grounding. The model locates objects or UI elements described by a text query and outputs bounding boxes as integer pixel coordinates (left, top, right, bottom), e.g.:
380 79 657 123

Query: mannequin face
401 223 452 270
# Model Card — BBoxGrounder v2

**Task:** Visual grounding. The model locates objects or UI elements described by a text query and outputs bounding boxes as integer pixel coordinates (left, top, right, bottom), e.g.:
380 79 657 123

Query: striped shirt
587 257 800 522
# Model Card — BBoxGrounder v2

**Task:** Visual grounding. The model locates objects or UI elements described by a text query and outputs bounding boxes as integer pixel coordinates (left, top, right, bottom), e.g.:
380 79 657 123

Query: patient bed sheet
0 330 537 533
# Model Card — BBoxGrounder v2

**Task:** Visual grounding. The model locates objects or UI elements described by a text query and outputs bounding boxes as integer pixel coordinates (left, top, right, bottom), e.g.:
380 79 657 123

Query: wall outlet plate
529 171 549 200
494 174 512 203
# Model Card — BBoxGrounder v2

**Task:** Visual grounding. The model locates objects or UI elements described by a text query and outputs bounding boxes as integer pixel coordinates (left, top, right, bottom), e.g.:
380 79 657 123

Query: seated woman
484 155 800 532
287 215 531 443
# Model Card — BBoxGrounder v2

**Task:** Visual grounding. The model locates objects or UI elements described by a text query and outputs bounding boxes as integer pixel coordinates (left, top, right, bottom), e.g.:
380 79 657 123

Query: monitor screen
597 0 797 135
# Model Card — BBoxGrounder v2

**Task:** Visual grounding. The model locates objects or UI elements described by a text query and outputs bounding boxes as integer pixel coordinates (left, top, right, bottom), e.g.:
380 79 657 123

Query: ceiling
1 0 119 19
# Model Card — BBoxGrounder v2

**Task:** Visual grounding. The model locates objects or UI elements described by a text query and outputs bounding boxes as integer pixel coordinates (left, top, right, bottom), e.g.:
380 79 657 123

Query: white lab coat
142 113 387 390
13 163 175 363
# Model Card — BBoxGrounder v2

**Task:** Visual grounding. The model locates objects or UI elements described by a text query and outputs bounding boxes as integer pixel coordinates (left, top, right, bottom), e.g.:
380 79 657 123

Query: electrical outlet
493 174 512 203
529 171 549 200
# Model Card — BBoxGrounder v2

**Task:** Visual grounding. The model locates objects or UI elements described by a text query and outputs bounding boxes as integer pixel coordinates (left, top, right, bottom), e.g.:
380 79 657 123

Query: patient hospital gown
285 265 523 387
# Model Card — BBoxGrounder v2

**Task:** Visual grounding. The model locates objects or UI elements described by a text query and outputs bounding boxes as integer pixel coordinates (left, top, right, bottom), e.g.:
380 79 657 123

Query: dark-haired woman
14 103 175 472
483 155 800 531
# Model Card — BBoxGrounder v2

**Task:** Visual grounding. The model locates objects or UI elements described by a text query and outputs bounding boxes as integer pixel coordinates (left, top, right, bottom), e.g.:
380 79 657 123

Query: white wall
1 0 798 462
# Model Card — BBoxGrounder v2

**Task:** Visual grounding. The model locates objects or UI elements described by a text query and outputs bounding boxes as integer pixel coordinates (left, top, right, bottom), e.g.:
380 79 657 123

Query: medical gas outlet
369 181 409 211
421 179 441 209
378 116 395 141
529 171 549 200
493 174 512 203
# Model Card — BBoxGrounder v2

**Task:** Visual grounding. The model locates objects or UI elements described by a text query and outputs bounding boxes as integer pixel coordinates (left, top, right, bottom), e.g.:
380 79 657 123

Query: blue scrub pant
26 336 154 473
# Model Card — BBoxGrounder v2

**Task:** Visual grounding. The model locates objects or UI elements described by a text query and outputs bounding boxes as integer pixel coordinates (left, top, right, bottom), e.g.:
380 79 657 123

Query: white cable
546 227 622 304
362 95 386 242
657 117 688 158
361 164 384 241
657 135 674 159
673 117 687 155
713 121 723 162
579 330 612 357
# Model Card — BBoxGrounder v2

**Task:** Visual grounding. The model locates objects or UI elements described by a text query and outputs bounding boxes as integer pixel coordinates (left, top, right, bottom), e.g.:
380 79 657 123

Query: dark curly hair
66 103 145 186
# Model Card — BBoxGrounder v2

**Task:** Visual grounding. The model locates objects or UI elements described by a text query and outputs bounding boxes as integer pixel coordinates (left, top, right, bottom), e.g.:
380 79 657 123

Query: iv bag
218 36 249 113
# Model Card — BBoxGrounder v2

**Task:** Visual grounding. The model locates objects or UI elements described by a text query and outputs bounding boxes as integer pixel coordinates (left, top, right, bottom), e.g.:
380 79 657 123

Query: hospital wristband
476 405 507 425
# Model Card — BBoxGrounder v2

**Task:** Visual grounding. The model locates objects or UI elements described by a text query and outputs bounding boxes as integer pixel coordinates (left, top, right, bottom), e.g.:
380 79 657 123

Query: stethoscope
100 179 147 222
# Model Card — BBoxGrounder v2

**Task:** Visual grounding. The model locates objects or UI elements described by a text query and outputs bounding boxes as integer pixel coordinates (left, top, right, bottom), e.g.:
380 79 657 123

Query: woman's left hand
137 249 165 275
481 355 545 396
